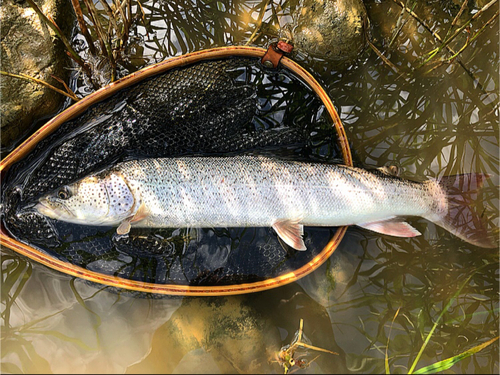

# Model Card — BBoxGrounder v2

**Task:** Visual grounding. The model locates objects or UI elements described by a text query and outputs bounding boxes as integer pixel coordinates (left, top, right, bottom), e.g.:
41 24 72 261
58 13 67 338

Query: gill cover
35 172 138 227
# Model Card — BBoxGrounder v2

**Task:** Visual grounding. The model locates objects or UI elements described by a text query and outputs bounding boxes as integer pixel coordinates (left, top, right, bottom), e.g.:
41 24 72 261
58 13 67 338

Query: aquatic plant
366 0 499 79
276 318 338 374
1 0 498 373
3 0 149 96
3 0 287 97
382 267 498 374
0 71 79 102
0 249 113 373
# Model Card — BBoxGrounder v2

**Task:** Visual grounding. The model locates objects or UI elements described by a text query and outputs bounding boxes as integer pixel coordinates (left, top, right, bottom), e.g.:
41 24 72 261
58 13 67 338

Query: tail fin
427 173 496 248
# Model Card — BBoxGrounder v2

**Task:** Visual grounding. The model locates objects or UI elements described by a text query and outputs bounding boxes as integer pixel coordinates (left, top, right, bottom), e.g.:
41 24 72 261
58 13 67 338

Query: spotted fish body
35 155 494 250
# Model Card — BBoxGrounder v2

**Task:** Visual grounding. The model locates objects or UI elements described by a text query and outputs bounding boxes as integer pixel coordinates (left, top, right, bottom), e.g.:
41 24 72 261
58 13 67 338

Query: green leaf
408 265 488 374
413 336 499 374
385 307 401 374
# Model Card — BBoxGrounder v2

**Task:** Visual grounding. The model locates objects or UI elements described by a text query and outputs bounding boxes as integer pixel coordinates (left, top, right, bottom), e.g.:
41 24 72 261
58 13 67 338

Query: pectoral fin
117 219 132 235
358 218 421 237
272 218 307 251
116 203 149 235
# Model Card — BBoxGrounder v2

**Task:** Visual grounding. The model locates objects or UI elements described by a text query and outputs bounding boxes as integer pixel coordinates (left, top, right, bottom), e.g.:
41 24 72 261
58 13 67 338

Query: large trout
35 156 494 249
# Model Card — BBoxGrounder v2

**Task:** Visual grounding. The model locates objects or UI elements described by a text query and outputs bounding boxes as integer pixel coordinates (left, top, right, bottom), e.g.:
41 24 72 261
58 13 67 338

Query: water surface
1 0 498 373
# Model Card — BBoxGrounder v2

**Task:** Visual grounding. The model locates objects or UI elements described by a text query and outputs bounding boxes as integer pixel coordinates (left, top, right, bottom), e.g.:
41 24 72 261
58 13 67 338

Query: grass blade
1 71 79 101
413 336 499 374
408 268 484 374
70 0 96 55
385 307 401 374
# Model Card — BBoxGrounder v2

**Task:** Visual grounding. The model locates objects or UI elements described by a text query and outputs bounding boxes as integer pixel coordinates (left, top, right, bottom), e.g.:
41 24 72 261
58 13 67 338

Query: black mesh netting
1 57 342 287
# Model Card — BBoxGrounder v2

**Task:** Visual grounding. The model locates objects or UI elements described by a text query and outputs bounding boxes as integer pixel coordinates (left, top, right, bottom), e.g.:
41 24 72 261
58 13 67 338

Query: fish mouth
34 200 56 218
35 199 72 219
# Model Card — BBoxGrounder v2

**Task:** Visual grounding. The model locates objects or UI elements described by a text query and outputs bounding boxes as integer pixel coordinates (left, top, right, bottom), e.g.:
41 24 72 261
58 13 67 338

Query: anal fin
358 218 421 238
272 218 307 251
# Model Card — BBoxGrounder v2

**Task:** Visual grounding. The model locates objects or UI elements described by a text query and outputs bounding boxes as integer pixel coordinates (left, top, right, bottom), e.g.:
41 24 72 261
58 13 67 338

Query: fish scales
35 155 495 249
119 156 432 229
2 58 325 255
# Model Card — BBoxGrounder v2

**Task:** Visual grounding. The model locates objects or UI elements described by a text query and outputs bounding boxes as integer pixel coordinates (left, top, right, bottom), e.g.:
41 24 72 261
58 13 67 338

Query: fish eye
57 187 70 200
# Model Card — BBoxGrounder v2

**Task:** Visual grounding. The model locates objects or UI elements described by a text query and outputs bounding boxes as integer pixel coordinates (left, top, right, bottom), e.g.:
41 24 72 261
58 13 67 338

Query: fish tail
426 173 496 248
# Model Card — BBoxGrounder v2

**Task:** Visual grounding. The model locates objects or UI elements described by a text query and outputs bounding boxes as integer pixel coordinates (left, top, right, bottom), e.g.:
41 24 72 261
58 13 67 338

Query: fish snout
34 199 55 218
34 197 69 220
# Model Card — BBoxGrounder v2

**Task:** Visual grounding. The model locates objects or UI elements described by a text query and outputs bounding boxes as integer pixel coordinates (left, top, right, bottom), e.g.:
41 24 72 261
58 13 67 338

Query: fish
34 155 495 250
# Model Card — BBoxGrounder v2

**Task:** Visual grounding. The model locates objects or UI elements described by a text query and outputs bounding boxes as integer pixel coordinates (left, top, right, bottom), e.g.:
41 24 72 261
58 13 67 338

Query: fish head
35 172 137 226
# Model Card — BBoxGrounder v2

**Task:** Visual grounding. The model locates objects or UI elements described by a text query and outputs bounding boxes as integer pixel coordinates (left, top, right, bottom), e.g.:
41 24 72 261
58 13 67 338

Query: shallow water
1 0 499 373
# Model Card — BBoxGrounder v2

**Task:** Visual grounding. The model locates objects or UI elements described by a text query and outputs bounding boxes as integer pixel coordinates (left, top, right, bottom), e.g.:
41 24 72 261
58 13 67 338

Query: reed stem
1 71 79 101
70 0 96 55
25 0 93 81
82 0 117 81
245 0 272 46
419 0 498 67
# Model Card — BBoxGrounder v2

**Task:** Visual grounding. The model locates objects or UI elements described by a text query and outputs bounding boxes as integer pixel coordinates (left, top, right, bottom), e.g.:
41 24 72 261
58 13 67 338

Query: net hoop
0 46 352 296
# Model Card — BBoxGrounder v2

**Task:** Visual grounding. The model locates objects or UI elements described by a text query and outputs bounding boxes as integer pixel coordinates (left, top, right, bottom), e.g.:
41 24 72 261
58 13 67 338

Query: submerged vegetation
4 0 498 99
3 0 285 97
276 318 338 374
1 0 498 373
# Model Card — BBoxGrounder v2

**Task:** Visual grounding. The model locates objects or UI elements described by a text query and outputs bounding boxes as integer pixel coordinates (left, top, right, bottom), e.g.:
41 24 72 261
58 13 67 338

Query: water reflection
1 247 182 373
1 0 499 374
1 247 347 374
300 228 499 373
126 285 346 373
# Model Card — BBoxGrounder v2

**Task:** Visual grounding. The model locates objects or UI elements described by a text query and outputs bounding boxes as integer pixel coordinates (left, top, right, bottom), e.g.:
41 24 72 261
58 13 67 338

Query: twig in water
390 0 490 92
276 319 338 374
1 71 79 102
451 0 469 27
418 0 498 68
126 0 133 46
82 0 117 81
81 0 109 58
367 39 411 82
50 74 79 100
136 0 147 26
438 0 470 44
389 0 417 48
391 0 446 44
447 10 499 62
99 0 120 49
70 0 96 55
245 0 272 46
25 0 93 81
422 11 497 78
385 307 401 374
